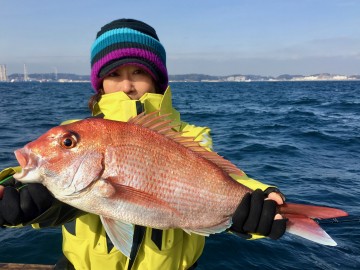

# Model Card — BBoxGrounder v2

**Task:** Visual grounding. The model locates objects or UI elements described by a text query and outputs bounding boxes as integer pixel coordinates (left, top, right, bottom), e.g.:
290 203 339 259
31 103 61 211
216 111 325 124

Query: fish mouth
13 148 41 183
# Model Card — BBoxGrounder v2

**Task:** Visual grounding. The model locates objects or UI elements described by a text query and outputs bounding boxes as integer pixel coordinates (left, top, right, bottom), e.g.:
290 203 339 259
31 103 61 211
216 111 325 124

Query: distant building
0 64 8 81
23 63 29 81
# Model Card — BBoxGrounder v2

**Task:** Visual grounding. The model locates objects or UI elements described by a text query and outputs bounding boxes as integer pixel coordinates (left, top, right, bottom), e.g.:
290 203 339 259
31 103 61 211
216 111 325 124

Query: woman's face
102 65 156 100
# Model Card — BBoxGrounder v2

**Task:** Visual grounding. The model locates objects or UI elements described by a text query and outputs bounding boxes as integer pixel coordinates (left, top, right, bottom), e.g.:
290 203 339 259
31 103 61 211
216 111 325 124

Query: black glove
0 175 54 226
230 189 287 240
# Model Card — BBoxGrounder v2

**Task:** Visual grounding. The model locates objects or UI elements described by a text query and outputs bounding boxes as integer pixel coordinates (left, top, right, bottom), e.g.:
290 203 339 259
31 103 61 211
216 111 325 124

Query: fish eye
60 133 78 149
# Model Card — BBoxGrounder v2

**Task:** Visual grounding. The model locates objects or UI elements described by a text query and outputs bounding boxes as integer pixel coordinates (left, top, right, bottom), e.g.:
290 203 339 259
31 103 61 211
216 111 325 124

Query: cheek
137 81 156 95
102 80 118 94
42 150 73 175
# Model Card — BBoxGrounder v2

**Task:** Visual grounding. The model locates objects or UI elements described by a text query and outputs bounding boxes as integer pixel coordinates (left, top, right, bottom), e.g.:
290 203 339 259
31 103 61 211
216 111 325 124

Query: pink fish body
13 113 348 257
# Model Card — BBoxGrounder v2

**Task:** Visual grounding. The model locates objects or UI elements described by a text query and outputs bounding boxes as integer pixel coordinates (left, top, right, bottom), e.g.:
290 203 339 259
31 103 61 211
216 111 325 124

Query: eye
60 133 78 149
107 71 119 77
133 68 147 75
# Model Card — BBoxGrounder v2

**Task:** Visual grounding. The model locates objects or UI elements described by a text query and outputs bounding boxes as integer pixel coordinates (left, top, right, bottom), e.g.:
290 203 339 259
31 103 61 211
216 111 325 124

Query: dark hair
88 89 104 113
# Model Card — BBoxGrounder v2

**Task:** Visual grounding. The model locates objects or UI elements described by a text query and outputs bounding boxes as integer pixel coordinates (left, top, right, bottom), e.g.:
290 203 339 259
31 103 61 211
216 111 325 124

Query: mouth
15 148 28 168
13 148 41 182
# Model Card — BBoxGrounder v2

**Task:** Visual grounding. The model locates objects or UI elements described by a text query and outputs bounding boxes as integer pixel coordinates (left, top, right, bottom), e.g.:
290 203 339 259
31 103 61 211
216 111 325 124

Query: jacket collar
92 86 181 127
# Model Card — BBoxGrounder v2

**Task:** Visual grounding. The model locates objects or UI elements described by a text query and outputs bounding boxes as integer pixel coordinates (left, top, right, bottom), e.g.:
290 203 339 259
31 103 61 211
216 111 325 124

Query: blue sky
1 0 359 76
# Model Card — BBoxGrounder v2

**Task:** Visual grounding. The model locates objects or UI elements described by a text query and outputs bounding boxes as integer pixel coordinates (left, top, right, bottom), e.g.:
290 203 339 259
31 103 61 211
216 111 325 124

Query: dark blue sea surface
0 81 359 269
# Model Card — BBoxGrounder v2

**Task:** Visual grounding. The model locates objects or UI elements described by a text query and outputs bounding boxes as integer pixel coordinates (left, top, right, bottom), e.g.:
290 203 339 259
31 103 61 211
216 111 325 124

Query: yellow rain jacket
0 86 274 270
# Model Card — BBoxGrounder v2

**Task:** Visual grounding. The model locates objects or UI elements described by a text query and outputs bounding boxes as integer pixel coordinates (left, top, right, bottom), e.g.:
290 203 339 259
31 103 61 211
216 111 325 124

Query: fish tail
279 203 348 246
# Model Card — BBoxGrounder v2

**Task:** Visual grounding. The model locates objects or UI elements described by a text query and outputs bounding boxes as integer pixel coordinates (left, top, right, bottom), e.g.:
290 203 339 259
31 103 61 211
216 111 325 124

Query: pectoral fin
184 217 232 236
100 216 134 258
106 179 181 216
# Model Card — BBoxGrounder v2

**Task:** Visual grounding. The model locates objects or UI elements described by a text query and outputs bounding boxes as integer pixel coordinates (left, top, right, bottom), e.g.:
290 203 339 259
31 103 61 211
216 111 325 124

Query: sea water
0 81 359 269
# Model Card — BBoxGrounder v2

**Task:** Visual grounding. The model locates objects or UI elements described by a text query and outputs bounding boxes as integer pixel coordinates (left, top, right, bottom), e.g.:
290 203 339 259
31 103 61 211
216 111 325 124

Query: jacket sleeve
231 173 275 192
27 199 85 228
0 166 85 228
180 122 213 151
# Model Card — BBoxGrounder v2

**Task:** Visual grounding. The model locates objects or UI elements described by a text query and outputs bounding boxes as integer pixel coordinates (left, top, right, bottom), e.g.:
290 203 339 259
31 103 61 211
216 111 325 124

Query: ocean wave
239 142 300 154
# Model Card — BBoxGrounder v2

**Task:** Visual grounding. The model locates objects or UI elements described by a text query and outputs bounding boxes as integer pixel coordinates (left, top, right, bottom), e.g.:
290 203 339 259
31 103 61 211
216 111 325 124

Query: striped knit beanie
90 18 168 93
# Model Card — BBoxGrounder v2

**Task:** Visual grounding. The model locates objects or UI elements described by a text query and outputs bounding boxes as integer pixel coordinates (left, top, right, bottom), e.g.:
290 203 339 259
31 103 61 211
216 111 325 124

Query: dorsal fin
128 111 244 177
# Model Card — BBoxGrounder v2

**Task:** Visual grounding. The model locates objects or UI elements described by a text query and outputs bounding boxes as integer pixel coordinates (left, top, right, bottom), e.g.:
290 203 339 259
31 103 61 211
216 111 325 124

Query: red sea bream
13 112 348 257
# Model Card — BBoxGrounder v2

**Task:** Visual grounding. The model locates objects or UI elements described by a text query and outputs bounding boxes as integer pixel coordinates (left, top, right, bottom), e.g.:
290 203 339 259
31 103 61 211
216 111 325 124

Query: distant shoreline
1 72 360 83
1 79 360 83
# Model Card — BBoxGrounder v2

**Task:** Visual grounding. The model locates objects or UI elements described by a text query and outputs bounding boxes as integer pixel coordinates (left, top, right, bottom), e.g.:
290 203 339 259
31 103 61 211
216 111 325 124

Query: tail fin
279 203 348 246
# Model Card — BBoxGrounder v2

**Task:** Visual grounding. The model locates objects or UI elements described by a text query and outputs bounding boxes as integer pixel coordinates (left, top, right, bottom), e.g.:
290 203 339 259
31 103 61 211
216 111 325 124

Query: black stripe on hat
98 57 164 81
91 42 163 67
96 19 159 40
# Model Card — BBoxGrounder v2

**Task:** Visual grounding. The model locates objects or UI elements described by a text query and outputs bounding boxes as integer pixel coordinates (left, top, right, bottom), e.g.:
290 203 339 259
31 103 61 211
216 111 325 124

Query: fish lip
13 168 29 180
13 167 39 182
14 148 28 168
13 148 41 182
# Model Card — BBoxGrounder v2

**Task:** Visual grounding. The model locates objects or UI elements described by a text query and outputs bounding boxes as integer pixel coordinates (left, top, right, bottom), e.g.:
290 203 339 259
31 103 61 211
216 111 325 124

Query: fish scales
100 120 246 229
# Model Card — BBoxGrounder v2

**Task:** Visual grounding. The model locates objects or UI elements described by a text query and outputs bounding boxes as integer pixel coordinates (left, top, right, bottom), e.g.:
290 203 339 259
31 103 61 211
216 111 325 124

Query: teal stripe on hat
91 28 166 62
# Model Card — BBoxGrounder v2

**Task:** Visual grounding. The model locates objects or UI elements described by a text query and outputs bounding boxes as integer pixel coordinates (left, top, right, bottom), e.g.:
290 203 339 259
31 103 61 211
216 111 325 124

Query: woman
0 19 286 270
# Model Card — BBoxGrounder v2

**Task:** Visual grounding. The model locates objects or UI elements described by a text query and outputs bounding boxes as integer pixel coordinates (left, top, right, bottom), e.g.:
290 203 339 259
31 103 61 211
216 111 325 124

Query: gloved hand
230 189 287 240
0 175 54 226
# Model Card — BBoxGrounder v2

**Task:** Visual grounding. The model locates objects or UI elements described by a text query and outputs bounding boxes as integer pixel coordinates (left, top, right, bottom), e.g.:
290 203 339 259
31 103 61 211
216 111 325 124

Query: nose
120 78 134 94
